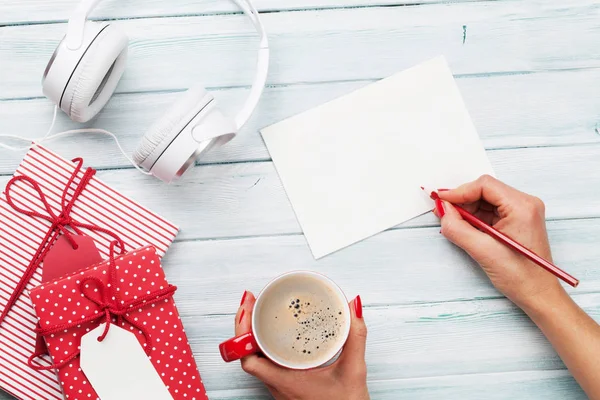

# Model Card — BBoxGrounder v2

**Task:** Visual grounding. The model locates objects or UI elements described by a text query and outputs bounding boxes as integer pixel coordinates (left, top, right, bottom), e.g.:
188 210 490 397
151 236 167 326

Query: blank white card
261 56 495 259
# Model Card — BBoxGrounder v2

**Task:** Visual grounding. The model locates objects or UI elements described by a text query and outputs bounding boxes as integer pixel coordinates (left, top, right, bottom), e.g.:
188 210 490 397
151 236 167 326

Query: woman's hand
433 175 562 312
434 175 600 400
234 291 370 400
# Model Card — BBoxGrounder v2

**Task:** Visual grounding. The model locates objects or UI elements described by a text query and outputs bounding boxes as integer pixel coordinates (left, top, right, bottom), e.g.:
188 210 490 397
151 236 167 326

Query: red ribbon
0 158 124 327
28 241 177 371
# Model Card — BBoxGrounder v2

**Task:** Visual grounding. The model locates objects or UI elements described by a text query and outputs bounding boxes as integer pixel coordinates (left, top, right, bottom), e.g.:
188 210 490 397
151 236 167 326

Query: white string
0 105 151 175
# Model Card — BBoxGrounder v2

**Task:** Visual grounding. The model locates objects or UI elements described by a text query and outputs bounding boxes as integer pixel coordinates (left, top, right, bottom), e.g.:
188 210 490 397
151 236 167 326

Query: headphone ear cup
65 23 128 123
133 86 211 168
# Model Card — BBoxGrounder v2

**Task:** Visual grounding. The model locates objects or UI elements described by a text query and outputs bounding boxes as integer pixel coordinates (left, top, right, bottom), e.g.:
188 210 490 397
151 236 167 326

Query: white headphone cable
0 105 152 176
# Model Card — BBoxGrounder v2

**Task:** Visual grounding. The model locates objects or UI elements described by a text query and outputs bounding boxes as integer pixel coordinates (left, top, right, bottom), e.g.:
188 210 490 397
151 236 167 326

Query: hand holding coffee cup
219 271 370 400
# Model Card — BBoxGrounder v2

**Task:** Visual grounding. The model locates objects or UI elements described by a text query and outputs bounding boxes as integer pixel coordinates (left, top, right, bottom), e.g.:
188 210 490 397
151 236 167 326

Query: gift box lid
30 246 168 328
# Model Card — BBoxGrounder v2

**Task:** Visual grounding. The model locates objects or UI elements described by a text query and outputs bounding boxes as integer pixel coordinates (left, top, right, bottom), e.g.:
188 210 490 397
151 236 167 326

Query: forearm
523 286 600 399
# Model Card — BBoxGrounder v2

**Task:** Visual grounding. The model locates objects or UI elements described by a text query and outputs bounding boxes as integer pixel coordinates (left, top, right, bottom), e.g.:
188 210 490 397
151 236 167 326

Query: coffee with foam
254 273 349 368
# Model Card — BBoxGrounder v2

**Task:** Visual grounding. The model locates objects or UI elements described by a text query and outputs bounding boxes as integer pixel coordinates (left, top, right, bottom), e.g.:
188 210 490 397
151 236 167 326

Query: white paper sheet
261 56 495 259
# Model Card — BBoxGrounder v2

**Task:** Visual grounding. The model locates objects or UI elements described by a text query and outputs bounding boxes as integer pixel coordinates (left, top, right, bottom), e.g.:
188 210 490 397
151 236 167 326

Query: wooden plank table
1 0 599 398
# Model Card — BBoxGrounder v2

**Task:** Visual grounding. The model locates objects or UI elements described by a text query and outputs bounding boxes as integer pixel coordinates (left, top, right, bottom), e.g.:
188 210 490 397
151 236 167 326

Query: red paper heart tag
35 235 103 355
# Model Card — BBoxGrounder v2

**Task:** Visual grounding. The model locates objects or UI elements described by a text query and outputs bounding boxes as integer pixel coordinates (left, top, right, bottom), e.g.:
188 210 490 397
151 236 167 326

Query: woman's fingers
436 204 498 226
338 296 368 377
438 175 519 208
472 208 501 226
235 291 255 336
234 291 294 389
455 201 481 215
438 201 497 260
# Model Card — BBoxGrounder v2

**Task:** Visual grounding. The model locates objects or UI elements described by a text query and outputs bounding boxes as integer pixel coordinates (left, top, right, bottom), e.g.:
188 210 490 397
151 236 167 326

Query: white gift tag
80 324 173 400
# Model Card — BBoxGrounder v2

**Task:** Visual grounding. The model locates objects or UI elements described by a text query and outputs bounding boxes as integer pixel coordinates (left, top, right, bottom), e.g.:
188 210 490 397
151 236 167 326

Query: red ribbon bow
0 158 124 326
29 241 177 371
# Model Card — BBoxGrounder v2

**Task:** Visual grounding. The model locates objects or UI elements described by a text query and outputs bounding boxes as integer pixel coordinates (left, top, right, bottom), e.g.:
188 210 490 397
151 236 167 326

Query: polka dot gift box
29 246 208 400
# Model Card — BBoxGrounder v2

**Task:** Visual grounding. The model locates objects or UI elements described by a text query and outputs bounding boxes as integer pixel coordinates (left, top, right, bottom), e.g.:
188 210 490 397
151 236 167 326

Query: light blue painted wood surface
1 0 599 399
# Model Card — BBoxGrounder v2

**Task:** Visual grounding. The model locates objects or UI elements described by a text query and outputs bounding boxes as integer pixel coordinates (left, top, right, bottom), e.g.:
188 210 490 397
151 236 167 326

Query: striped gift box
0 145 179 400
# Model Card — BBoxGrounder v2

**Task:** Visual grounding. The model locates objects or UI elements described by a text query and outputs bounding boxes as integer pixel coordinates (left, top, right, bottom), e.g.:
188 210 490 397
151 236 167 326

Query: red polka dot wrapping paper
0 145 179 400
29 246 207 400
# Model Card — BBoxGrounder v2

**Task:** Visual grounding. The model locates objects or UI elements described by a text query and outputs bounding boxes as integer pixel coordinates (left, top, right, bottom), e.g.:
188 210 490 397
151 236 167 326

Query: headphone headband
66 0 103 50
230 0 270 130
66 0 270 130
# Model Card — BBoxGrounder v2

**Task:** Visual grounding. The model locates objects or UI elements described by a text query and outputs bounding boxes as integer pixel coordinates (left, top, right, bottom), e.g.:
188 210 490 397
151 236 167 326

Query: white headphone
41 0 269 183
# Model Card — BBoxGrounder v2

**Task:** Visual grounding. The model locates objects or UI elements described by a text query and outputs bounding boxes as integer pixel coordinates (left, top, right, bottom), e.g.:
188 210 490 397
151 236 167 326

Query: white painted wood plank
167 293 600 391
160 218 600 316
1 0 599 99
1 68 599 174
0 0 481 25
204 370 586 399
360 370 586 400
0 367 586 400
1 144 597 241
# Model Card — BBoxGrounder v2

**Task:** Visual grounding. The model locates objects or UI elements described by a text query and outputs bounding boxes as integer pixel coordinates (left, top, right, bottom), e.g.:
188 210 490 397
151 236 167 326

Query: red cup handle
219 332 259 362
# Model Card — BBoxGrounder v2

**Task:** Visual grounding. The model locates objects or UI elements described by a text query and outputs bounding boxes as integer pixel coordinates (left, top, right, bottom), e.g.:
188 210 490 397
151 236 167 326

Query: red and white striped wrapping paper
0 145 179 400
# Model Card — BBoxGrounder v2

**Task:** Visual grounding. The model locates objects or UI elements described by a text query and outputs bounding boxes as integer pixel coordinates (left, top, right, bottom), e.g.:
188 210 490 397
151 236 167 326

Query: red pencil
424 188 579 288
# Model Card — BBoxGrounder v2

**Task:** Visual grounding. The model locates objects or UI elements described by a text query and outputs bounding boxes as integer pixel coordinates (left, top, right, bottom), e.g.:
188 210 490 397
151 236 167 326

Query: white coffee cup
219 271 351 370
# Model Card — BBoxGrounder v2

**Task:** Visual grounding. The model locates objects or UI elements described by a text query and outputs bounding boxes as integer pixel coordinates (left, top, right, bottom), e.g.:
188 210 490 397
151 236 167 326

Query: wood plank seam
162 212 600 245
0 0 496 27
178 292 600 318
3 66 600 102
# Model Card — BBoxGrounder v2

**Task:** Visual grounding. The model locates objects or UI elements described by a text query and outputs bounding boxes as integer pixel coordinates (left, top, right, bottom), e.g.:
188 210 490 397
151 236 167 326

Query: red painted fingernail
435 198 445 218
240 290 248 306
421 186 439 200
354 295 363 319
438 188 450 192
239 309 245 324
